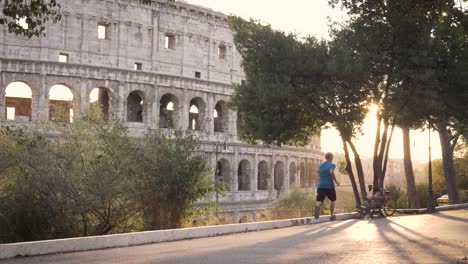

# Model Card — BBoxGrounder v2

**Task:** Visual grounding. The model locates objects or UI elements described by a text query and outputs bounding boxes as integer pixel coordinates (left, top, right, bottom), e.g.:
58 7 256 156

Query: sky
187 0 442 162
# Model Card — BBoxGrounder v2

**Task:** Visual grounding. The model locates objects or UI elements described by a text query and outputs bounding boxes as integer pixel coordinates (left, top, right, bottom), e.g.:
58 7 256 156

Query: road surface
2 210 467 264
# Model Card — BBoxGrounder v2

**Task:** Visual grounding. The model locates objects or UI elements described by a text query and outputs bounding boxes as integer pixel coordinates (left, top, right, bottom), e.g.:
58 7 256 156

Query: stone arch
274 161 285 193
300 162 306 187
214 100 229 133
4 81 33 121
189 97 206 131
289 162 297 186
127 90 144 122
238 159 251 191
48 84 74 123
90 87 110 121
159 93 179 129
257 160 269 191
216 158 231 191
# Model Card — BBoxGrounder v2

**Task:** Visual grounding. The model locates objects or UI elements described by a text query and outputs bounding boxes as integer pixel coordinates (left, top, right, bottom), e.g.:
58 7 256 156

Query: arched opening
274 161 285 193
189 97 206 131
257 160 269 191
159 93 178 129
238 159 251 191
300 162 306 188
49 84 74 123
127 91 143 122
90 88 110 121
215 158 231 191
289 162 297 186
214 101 228 133
5 81 32 121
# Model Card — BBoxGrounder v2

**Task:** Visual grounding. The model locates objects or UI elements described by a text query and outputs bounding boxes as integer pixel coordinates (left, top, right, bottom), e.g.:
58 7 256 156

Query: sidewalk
1 203 467 260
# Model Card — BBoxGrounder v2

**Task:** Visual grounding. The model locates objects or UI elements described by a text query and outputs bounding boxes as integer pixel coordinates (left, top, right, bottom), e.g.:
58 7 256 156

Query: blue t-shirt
317 160 336 189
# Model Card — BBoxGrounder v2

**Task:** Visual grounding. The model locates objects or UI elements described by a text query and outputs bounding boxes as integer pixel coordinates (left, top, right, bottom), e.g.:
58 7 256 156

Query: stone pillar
232 111 238 136
0 72 5 120
79 78 88 114
151 83 159 127
270 155 275 199
180 90 189 130
118 82 127 122
39 74 48 120
253 153 258 191
285 156 290 193
232 149 239 194
207 94 214 133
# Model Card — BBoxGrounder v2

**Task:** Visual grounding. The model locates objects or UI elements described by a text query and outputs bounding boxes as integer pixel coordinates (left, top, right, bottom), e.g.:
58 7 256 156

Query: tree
0 0 61 38
228 17 370 206
133 130 212 230
428 6 468 204
328 1 463 209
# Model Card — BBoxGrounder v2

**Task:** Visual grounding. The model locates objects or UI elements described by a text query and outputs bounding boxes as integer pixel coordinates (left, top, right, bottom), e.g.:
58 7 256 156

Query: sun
368 104 380 114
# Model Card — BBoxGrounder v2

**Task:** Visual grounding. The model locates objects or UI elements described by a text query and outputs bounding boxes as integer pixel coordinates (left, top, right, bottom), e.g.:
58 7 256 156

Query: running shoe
314 206 320 219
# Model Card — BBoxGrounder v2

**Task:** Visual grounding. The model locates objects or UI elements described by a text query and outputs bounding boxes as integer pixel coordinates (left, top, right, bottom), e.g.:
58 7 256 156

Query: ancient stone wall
0 0 323 221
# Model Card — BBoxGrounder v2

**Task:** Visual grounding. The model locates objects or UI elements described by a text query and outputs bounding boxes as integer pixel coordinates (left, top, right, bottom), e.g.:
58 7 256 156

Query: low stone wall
0 213 357 260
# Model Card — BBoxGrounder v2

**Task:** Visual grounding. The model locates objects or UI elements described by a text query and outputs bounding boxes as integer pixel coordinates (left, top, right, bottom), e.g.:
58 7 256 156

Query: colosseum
0 0 323 221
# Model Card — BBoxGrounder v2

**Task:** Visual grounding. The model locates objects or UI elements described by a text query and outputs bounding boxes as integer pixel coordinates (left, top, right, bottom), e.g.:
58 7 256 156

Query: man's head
325 152 333 161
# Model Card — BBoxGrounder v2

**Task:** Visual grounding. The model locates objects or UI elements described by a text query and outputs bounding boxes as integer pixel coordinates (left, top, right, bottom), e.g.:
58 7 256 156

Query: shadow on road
430 210 468 223
374 218 460 264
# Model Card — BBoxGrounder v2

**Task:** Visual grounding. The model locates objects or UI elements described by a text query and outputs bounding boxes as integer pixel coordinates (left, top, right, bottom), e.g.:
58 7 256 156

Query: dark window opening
238 160 251 191
257 161 269 191
90 88 110 121
165 34 175 49
218 45 226 59
127 91 143 122
159 94 177 128
134 63 142 71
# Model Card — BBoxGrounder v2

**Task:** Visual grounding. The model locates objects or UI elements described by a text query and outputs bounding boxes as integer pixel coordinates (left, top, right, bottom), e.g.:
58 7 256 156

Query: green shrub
385 183 407 209
272 185 323 219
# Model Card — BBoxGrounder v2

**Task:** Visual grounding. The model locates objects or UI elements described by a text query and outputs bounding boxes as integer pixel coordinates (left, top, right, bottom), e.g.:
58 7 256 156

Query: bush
0 109 210 243
272 185 321 219
385 183 408 209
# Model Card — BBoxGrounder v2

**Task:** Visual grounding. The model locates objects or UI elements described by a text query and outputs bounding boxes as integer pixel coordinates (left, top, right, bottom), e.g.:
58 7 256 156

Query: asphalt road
2 210 467 264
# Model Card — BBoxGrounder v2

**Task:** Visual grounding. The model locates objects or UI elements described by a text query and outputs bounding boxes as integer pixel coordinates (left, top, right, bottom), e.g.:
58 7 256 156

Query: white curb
0 212 357 260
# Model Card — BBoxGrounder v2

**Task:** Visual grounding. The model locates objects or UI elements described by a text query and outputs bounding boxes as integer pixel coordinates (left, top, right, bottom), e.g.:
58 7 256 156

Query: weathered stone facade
0 0 323 221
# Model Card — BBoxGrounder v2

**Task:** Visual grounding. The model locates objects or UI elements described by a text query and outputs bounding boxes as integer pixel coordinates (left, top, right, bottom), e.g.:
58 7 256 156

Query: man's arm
330 169 340 186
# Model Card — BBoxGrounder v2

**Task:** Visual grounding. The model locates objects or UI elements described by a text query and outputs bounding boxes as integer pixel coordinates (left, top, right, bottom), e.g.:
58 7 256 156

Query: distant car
437 194 449 206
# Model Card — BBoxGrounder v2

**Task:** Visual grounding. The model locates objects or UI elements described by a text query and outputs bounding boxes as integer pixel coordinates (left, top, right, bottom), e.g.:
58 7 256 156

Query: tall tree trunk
347 140 368 201
372 113 382 192
402 127 420 208
341 137 361 207
438 122 460 204
380 124 395 190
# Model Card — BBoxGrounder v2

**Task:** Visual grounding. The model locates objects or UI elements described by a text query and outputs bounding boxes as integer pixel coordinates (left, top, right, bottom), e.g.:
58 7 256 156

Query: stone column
253 153 258 192
79 78 88 114
232 149 239 201
118 81 127 122
151 83 159 127
232 111 238 137
0 72 5 120
270 155 275 199
180 90 189 130
285 156 290 193
207 94 214 133
39 74 48 120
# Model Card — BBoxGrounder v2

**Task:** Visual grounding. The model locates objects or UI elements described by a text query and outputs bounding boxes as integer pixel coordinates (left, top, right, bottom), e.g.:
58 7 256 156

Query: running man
314 152 340 220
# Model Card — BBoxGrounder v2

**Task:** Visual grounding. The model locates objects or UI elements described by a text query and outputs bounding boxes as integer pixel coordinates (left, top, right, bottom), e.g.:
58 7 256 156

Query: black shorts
316 188 336 203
